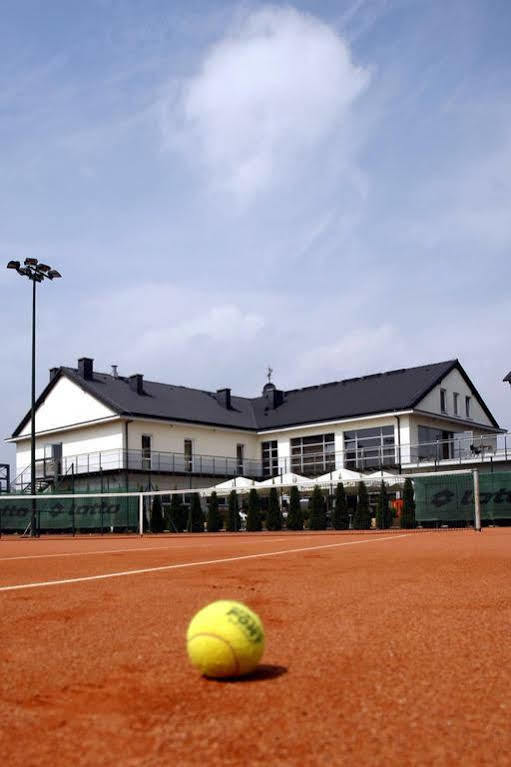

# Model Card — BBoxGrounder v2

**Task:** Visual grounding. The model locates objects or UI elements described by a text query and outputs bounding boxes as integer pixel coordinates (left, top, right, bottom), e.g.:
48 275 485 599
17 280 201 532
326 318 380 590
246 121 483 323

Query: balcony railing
12 433 510 491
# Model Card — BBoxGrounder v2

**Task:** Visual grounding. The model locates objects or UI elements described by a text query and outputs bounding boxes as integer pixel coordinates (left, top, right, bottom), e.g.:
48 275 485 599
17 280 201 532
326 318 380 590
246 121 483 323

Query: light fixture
24 258 38 266
37 263 51 272
47 269 62 279
7 260 20 270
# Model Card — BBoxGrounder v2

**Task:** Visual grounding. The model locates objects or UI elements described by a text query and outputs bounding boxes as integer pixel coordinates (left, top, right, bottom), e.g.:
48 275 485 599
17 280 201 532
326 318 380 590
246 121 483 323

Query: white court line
0 538 289 562
0 535 409 592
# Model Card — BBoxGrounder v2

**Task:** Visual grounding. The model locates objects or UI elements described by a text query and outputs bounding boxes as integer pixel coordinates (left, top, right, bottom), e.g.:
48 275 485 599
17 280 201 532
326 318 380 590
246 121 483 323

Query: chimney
111 365 118 379
216 388 231 409
129 374 144 395
263 382 283 409
78 357 94 380
49 367 59 382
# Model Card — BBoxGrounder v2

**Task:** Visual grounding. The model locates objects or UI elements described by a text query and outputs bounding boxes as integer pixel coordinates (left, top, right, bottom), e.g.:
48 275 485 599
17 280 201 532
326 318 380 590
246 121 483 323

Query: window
417 426 454 461
43 443 62 477
465 396 471 418
453 392 459 416
236 444 245 475
343 426 395 470
290 433 335 476
440 389 447 413
141 435 151 470
261 441 278 478
184 439 193 472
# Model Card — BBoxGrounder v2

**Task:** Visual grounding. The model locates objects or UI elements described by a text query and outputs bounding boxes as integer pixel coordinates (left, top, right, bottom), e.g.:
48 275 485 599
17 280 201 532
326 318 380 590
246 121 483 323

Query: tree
266 487 283 531
206 491 222 532
400 478 416 529
169 493 185 532
150 494 165 533
286 485 304 530
332 482 349 530
354 481 371 529
375 481 391 529
246 489 262 532
188 493 205 532
226 490 241 532
308 485 327 530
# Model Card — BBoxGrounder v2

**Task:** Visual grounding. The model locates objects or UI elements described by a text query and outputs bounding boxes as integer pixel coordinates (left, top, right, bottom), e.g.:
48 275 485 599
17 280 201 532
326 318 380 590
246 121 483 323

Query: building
6 357 506 493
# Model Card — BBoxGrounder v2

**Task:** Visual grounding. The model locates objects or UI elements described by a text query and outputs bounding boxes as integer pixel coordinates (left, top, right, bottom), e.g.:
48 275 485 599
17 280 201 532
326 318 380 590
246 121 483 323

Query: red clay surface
1 529 510 766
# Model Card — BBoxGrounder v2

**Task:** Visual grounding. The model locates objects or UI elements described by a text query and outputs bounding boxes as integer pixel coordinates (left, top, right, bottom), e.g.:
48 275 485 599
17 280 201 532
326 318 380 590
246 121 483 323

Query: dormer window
440 388 447 413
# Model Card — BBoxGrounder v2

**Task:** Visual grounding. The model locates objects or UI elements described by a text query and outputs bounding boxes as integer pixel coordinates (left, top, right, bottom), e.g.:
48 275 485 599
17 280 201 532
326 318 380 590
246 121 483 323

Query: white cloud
163 5 369 201
296 324 408 382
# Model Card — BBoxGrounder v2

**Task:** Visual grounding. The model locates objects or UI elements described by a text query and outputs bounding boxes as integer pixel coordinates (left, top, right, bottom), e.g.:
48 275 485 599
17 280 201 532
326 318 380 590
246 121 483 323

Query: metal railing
12 433 510 491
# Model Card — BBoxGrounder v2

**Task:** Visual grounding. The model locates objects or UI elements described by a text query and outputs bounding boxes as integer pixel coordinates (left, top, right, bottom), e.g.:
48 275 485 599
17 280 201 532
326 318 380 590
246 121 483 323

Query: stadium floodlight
5 258 62 537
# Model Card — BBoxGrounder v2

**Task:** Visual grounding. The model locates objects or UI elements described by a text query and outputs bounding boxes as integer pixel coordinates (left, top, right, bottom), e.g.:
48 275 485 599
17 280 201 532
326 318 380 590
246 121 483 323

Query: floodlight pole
6 259 62 537
30 276 37 536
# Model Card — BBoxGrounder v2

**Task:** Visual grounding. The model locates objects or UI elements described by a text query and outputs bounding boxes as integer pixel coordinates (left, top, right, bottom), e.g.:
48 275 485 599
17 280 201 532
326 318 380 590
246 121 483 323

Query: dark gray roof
503 371 511 383
11 358 500 437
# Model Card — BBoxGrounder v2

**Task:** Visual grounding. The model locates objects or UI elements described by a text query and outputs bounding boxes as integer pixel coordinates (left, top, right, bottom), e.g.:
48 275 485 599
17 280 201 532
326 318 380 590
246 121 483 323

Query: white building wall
416 368 494 427
15 422 124 478
127 419 259 459
19 376 116 436
397 415 412 464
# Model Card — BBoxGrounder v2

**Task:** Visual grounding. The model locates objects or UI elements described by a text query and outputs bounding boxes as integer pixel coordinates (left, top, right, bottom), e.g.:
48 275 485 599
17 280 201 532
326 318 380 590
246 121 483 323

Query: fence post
138 493 144 536
473 469 482 532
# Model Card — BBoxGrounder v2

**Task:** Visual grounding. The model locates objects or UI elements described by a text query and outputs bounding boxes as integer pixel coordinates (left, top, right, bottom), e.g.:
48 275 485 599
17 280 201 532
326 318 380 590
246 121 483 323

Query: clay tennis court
1 529 510 766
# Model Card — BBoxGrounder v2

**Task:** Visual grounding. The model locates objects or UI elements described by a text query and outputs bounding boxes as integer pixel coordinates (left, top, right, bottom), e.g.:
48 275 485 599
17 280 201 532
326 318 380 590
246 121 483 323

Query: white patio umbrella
313 467 364 484
256 472 309 488
364 470 406 489
208 476 256 494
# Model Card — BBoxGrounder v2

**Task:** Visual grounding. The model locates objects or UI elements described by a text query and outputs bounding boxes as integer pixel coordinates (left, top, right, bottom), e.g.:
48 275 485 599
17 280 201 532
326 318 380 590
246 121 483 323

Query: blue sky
1 0 510 471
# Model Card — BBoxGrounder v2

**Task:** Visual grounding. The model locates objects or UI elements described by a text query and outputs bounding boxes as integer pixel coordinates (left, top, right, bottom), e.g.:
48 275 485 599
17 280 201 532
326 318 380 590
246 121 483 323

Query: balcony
13 447 265 491
12 432 510 492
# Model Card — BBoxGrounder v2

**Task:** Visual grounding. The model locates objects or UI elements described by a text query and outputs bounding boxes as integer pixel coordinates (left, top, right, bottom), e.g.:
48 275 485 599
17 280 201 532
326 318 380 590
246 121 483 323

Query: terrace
11 432 511 492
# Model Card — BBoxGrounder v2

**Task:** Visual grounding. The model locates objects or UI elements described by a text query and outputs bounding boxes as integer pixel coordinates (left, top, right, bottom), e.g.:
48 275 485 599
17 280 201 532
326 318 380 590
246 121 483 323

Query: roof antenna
111 365 118 379
267 366 273 383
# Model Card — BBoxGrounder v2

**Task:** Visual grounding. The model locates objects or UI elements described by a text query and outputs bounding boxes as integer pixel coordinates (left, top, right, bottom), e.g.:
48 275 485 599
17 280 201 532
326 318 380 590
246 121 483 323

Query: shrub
332 482 349 530
169 493 185 533
375 481 391 529
226 490 241 532
354 481 371 529
150 495 165 533
308 485 327 530
189 493 205 532
266 487 283 531
286 485 304 530
246 489 262 532
206 491 222 532
400 478 416 529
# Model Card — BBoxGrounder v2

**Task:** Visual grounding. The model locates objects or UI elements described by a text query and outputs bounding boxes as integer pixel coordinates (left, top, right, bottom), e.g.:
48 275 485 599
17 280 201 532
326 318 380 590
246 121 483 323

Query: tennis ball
187 600 265 678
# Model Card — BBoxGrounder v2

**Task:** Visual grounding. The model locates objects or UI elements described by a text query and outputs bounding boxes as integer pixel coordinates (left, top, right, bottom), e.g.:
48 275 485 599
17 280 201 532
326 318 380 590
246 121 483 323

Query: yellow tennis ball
187 600 265 678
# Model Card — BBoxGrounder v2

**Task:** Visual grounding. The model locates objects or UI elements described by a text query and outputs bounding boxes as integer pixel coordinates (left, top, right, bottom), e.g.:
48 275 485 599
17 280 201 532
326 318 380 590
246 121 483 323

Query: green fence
0 492 140 534
414 471 511 525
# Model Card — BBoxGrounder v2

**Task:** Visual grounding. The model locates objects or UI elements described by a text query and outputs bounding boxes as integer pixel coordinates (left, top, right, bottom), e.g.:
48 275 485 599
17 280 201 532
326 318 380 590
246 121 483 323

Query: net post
138 493 144 536
473 469 482 532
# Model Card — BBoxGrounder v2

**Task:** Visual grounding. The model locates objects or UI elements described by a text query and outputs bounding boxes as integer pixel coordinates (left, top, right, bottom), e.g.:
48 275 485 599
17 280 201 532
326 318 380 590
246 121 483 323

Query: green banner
0 494 139 532
414 471 511 523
